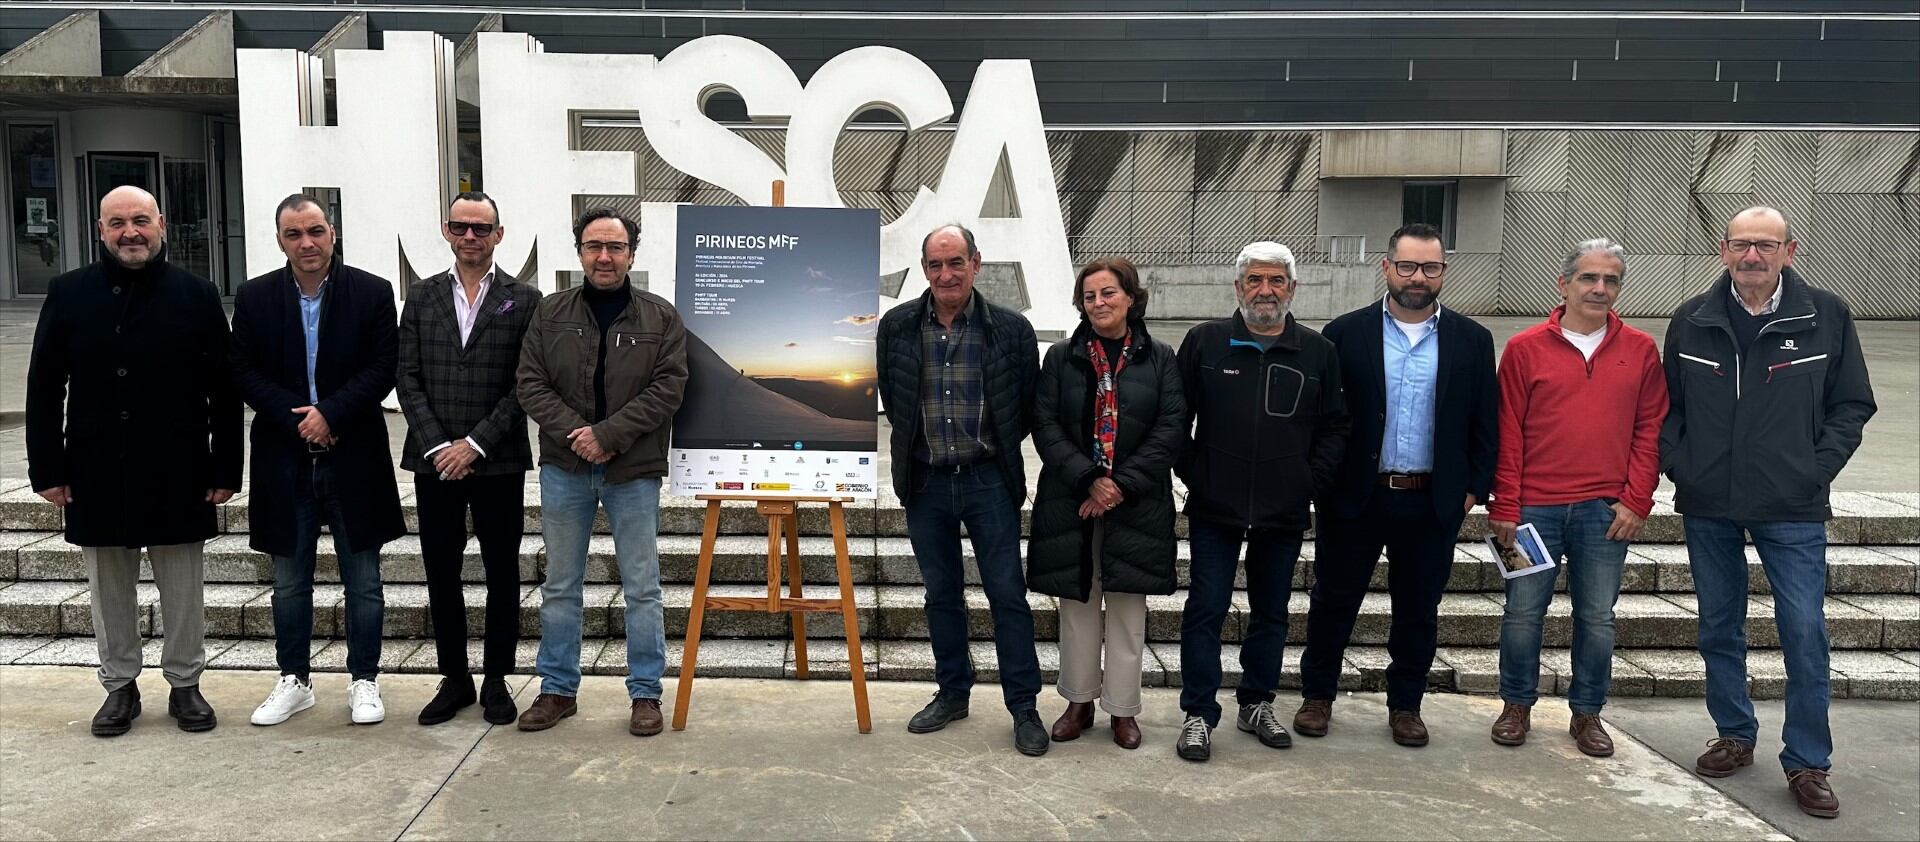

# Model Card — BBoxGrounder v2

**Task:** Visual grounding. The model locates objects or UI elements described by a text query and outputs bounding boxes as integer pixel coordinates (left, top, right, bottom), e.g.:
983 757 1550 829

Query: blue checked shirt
915 295 994 466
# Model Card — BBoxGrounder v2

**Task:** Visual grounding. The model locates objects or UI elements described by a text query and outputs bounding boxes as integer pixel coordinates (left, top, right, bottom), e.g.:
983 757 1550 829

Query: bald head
1725 205 1791 242
97 186 165 269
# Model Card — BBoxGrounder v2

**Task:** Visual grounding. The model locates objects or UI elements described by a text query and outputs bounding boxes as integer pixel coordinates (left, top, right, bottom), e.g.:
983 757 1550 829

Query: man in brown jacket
513 208 689 737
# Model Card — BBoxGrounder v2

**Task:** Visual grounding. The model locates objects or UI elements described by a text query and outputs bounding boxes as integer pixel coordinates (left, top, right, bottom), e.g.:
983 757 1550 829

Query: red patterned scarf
1087 329 1133 472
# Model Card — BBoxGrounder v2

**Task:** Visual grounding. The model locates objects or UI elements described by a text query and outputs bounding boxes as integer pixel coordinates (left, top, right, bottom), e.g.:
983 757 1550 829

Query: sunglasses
446 221 497 237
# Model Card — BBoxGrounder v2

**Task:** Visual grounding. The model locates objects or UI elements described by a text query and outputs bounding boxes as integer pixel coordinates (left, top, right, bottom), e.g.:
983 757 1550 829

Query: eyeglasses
579 241 631 256
1724 239 1785 256
1241 273 1291 289
446 221 496 237
1391 260 1448 279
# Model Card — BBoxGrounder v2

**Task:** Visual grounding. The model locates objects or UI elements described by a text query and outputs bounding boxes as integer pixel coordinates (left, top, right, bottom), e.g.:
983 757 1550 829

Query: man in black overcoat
26 185 241 736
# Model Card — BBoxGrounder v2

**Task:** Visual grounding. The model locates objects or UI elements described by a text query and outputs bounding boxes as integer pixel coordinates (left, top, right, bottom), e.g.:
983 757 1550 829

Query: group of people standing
27 186 1872 820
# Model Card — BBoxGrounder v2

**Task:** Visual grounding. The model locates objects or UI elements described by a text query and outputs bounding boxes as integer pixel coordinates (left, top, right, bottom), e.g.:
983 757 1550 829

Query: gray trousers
82 543 206 692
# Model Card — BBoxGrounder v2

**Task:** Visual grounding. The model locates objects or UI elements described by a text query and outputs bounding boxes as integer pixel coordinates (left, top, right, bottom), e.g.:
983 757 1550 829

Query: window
8 123 64 295
1402 180 1457 249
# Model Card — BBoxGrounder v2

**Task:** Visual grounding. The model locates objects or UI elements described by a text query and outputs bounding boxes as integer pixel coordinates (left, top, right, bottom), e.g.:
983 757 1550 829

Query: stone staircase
1 478 1915 700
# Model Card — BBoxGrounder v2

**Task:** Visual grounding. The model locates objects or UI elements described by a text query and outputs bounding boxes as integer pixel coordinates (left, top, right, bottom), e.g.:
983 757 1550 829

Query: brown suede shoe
1050 701 1094 742
1491 703 1531 746
1389 710 1428 747
516 693 577 732
1293 699 1332 738
1787 768 1839 818
1695 737 1755 778
1569 714 1614 757
1110 716 1141 750
629 698 664 737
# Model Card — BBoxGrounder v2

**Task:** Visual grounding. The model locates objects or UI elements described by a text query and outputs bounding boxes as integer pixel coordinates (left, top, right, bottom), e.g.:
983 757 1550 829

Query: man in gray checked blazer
396 191 543 727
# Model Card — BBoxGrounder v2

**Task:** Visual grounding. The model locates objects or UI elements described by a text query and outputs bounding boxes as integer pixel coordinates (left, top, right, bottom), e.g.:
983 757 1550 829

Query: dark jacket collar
914 288 998 334
1692 266 1816 327
1227 309 1302 351
1067 317 1155 361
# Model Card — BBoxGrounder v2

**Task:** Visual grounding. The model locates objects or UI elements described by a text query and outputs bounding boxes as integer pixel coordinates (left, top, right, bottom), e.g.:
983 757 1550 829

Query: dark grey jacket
1027 320 1186 600
396 271 543 475
1659 267 1876 522
876 290 1039 504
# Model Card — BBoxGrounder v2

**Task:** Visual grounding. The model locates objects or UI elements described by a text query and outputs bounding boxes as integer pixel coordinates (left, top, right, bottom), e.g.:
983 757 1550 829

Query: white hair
1561 237 1627 281
1234 241 1296 280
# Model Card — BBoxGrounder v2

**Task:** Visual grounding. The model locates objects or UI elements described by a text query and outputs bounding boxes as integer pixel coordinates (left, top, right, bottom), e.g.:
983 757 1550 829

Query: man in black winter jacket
1172 241 1350 762
1663 206 1875 819
876 223 1047 756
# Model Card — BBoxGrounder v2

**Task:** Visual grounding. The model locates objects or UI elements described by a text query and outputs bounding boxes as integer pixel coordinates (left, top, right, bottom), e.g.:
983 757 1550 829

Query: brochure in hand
1486 523 1556 580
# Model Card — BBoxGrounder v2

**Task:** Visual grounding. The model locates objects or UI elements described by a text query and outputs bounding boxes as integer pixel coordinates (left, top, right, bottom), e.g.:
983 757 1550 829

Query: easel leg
831 502 872 733
786 513 809 678
672 499 722 731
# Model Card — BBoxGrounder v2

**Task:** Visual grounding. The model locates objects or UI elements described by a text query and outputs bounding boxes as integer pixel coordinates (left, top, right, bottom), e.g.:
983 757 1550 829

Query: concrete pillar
126 11 234 78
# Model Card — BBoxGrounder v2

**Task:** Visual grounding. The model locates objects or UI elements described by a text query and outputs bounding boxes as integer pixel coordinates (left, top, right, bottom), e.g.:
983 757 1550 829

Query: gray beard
1240 299 1288 329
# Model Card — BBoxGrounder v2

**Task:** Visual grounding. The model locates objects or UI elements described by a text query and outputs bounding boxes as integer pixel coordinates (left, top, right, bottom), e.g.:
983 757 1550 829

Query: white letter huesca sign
237 33 1076 334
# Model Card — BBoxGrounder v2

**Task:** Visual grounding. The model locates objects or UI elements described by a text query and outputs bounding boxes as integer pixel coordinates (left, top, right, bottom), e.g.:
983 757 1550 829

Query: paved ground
7 665 1915 841
2 302 1915 493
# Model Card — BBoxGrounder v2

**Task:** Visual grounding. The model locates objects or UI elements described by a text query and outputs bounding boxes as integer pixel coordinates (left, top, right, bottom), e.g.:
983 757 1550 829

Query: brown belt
1377 472 1431 491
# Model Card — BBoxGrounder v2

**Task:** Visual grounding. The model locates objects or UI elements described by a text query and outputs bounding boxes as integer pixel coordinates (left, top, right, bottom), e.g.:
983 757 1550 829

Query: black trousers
1300 487 1459 711
416 471 525 679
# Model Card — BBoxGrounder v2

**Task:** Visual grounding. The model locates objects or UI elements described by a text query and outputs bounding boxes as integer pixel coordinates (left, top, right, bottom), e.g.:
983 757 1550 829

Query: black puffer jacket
877 290 1038 504
1027 321 1186 601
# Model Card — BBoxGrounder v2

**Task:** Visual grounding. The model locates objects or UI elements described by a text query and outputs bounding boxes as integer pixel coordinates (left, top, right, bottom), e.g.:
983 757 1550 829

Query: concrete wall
68 108 204 159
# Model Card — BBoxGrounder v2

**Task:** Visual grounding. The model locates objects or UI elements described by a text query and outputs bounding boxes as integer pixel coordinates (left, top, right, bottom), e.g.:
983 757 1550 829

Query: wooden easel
670 494 872 733
669 179 872 733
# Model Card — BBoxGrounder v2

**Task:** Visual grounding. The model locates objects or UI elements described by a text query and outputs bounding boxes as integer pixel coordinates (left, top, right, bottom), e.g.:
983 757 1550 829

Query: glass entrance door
7 122 65 296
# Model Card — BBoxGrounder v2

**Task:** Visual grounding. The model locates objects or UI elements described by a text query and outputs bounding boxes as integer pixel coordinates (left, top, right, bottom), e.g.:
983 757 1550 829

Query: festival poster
669 204 881 499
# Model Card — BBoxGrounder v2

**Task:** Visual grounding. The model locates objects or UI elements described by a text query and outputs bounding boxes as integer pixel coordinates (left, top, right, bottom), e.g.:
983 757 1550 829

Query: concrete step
2 634 1913 701
3 483 1916 544
4 530 1915 595
2 580 1913 651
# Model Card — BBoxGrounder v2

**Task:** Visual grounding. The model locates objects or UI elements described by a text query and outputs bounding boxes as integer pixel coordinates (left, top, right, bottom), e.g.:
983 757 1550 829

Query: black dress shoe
418 676 477 726
907 692 969 734
168 685 217 733
92 684 141 737
480 676 517 726
1013 710 1050 757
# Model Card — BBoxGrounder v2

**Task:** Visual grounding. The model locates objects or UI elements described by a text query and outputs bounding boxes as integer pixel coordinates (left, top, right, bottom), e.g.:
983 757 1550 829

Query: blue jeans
1180 521 1301 728
903 467 1042 714
1686 515 1831 772
1497 499 1629 714
272 457 385 681
535 465 666 700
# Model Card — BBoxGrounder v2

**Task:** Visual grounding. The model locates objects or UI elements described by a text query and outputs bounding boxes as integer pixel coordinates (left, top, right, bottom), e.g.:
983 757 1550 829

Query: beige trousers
1056 524 1149 716
83 543 207 691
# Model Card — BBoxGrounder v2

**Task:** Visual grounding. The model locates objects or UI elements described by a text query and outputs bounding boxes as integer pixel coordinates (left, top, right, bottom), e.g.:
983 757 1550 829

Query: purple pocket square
496 299 515 315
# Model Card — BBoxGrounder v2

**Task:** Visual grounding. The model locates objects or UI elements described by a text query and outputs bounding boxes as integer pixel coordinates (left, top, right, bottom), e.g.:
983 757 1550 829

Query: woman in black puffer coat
1028 257 1187 750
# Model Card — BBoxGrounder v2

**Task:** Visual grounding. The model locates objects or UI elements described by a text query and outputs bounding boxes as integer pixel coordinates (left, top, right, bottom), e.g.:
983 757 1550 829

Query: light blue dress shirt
297 274 328 404
1379 298 1440 473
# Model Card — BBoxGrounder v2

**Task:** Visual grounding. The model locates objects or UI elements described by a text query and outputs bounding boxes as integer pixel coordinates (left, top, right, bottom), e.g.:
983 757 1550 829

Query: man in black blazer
1295 223 1499 747
230 194 406 727
396 191 541 727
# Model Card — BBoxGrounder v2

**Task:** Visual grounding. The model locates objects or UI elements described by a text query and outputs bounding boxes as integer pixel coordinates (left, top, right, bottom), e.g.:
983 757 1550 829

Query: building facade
3 2 1916 318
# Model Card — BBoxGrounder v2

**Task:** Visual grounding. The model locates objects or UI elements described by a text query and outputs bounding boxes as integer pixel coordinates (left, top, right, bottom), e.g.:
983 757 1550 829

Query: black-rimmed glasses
1391 260 1448 279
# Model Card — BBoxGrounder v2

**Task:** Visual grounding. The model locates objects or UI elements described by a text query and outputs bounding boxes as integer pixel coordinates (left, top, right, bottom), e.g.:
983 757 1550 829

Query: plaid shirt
915 295 995 465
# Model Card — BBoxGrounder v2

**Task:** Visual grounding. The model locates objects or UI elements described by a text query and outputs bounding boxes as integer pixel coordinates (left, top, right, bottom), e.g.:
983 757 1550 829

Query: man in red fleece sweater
1486 238 1668 758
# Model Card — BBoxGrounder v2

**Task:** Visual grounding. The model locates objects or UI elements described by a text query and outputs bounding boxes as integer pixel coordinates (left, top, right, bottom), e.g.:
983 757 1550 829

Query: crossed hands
1077 476 1125 519
568 426 612 464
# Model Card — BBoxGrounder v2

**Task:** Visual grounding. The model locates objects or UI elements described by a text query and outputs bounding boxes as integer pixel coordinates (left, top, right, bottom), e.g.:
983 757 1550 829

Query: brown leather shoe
1491 703 1531 746
1110 716 1141 750
1389 710 1428 747
515 693 577 732
1050 701 1095 742
1293 699 1332 738
629 698 664 737
1787 768 1839 818
1695 737 1754 778
1569 714 1614 757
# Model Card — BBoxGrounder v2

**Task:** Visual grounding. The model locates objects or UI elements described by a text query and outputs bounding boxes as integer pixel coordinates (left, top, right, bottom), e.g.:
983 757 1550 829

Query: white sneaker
348 678 385 725
251 674 316 726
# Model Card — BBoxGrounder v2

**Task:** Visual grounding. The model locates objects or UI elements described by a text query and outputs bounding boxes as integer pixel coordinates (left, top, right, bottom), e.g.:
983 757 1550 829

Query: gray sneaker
1176 715 1212 762
1237 701 1292 749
